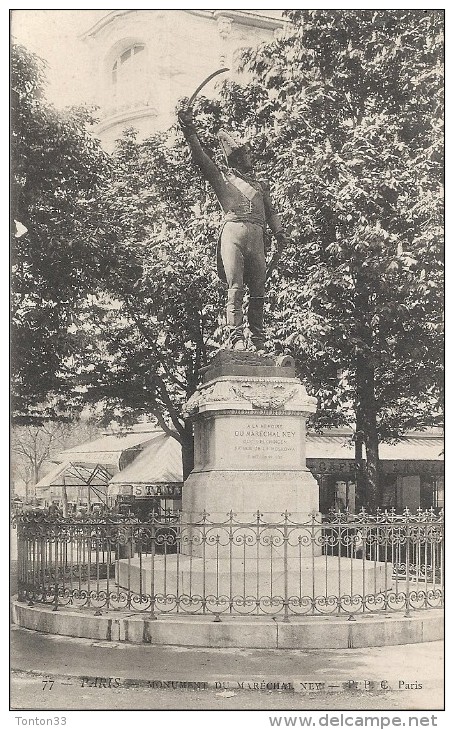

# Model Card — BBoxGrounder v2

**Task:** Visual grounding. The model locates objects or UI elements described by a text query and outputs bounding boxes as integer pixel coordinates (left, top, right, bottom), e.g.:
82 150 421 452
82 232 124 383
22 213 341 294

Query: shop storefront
107 432 183 515
306 429 444 512
35 428 183 514
114 484 183 517
35 426 442 515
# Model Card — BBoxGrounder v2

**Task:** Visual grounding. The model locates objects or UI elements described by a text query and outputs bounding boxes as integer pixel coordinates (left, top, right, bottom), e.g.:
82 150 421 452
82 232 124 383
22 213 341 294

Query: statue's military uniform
180 122 285 350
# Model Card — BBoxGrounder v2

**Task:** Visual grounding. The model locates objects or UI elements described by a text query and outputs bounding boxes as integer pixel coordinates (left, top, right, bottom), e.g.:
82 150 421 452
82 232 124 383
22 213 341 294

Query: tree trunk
356 353 379 510
364 426 379 510
354 425 366 508
30 462 40 502
355 269 380 511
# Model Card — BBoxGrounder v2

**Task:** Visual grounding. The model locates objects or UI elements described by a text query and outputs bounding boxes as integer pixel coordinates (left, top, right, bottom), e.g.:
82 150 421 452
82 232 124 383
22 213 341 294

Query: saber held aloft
186 67 229 109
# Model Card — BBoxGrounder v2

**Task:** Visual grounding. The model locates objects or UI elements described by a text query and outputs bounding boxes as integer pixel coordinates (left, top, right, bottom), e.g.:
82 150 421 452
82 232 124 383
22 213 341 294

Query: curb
11 599 444 650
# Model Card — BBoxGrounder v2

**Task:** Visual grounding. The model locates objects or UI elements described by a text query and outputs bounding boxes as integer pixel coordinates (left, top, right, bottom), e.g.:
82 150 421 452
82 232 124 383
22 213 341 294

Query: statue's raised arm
178 106 289 353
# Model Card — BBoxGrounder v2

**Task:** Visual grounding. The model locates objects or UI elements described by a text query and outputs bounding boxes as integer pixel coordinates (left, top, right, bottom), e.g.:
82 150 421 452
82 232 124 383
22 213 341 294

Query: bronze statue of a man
178 107 288 352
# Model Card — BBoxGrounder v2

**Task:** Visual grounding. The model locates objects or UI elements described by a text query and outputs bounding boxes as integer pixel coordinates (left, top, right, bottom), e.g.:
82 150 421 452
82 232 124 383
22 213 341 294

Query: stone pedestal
182 351 320 525
115 352 395 617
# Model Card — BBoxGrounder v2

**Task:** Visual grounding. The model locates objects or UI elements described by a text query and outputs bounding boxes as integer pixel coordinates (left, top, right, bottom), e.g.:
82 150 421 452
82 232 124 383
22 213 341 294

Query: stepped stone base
117 554 393 599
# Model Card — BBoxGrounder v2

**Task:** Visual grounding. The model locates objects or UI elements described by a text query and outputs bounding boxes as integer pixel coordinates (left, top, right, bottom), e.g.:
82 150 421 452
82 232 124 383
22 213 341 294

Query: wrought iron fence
14 508 443 621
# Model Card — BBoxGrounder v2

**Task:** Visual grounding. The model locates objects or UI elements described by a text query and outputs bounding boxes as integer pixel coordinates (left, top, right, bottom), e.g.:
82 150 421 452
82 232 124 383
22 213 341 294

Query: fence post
404 512 411 618
16 517 26 603
439 510 444 608
282 511 290 623
149 513 157 620
53 531 59 612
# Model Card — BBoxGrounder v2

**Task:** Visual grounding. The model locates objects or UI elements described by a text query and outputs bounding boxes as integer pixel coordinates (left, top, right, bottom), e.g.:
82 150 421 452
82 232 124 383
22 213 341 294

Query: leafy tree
12 13 443 507
217 9 443 506
11 43 114 420
11 419 100 500
70 127 228 477
10 44 230 476
70 107 287 477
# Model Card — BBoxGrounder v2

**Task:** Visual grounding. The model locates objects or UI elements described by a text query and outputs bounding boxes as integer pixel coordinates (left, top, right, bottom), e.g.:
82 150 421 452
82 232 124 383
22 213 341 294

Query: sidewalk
11 625 444 710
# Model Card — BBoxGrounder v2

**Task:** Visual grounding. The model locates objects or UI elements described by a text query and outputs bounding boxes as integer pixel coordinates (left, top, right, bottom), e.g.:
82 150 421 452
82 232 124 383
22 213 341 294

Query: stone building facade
81 9 284 150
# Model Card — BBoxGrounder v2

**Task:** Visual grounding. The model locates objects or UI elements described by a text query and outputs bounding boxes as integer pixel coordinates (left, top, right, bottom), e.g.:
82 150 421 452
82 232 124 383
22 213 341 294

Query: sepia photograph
10 6 444 721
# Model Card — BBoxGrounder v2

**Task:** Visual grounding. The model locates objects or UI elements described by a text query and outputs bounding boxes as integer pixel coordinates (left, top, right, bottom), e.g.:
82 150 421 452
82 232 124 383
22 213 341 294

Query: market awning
306 434 443 462
306 433 443 477
35 461 112 489
306 434 355 460
108 433 183 497
54 430 163 470
378 437 443 461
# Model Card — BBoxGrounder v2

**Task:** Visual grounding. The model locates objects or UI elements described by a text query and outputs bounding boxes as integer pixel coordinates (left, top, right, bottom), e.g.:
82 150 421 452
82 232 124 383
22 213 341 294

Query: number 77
42 680 54 690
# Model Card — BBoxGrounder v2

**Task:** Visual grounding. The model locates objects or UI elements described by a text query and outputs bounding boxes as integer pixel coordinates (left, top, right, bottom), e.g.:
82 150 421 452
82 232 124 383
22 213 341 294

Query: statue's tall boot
248 296 266 352
226 286 245 350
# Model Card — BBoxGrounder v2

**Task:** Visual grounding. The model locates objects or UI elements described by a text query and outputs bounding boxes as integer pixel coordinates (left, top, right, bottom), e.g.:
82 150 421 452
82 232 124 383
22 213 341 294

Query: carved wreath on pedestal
183 378 315 416
231 382 297 409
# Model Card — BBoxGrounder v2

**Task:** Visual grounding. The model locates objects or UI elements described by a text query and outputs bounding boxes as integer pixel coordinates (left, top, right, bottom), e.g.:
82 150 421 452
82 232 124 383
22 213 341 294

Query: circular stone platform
11 599 443 649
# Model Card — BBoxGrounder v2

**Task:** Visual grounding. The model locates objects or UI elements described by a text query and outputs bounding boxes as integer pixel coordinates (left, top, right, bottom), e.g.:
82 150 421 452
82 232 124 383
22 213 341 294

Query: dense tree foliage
217 9 443 505
70 126 228 475
11 43 113 419
11 11 443 502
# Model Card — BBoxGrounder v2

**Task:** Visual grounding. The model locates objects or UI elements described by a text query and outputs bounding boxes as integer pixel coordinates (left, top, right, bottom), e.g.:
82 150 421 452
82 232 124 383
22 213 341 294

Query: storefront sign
307 459 443 476
380 460 444 475
307 459 356 475
132 484 182 498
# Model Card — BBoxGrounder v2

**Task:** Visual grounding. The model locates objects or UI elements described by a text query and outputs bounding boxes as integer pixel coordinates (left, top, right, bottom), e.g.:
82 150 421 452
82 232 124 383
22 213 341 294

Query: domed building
81 9 285 150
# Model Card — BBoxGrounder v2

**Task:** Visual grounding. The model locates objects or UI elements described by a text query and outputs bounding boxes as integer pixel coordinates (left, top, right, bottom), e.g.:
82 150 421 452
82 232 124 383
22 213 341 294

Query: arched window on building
111 44 147 111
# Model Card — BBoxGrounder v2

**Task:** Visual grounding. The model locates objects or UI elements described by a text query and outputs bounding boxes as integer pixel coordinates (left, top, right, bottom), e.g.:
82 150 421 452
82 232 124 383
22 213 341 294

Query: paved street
10 626 443 712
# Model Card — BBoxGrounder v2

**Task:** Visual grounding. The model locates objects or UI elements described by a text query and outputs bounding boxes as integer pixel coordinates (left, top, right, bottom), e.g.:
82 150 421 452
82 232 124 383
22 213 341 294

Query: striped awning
378 437 443 461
